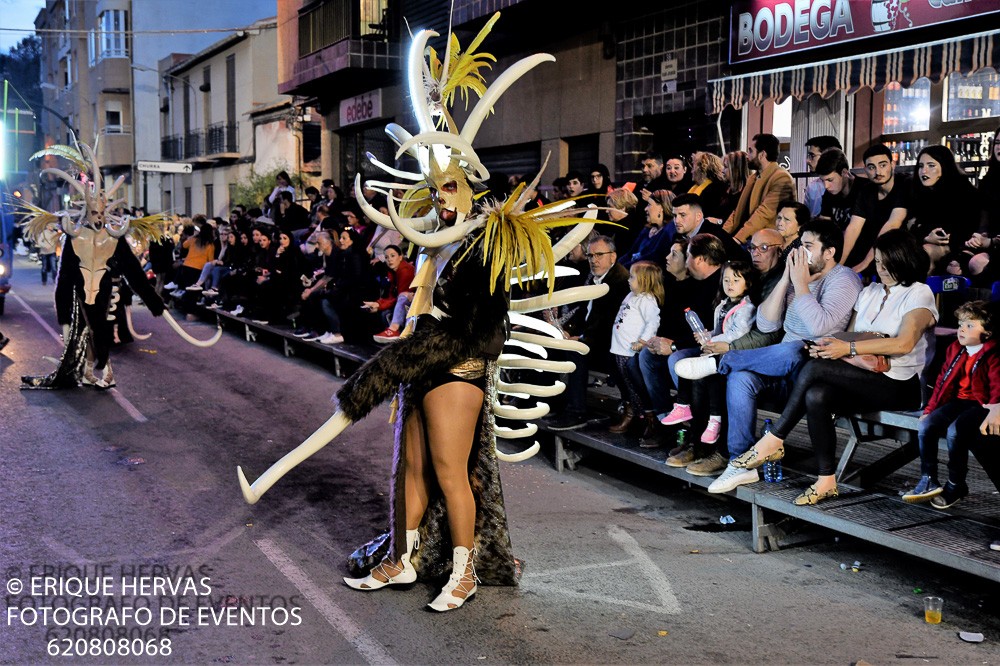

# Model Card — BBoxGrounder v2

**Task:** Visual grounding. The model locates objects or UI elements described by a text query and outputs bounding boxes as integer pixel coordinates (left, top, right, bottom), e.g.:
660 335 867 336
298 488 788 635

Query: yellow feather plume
29 144 89 173
428 12 500 112
14 199 61 242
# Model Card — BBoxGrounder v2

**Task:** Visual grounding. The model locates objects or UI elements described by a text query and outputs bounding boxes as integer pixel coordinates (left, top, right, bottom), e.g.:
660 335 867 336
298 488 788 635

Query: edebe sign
736 0 854 58
730 0 1000 63
340 91 382 127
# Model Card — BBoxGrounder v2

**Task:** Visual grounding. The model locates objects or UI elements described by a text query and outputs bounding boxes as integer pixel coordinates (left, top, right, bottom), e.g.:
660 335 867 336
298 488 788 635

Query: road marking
522 523 682 614
12 292 62 344
13 291 148 423
255 538 398 666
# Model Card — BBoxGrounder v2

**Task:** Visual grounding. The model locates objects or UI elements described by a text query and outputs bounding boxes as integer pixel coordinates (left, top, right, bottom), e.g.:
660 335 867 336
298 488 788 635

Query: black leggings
772 359 921 476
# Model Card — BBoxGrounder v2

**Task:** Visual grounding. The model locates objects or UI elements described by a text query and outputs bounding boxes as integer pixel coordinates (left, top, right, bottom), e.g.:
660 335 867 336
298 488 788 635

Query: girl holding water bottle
663 262 757 470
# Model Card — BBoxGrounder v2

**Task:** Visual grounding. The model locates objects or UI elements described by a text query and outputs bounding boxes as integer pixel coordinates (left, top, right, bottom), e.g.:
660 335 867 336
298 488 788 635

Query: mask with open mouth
428 159 474 227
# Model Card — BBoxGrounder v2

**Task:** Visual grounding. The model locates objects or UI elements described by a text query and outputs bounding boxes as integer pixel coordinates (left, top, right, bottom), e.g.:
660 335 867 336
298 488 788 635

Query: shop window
882 79 931 135
945 69 1000 122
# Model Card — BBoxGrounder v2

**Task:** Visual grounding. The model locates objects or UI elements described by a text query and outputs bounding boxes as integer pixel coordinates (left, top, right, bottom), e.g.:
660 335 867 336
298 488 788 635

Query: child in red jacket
903 301 1000 509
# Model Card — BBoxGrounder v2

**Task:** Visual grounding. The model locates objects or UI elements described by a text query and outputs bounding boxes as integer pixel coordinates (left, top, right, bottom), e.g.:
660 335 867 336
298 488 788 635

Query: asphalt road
3 256 1000 665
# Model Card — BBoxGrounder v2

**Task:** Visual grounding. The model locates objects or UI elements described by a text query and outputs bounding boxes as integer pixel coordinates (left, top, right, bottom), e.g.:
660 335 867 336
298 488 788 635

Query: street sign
136 160 192 174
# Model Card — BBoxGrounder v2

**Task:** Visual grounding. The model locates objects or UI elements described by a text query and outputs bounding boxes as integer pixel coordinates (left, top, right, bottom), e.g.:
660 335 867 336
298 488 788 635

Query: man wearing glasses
548 236 630 431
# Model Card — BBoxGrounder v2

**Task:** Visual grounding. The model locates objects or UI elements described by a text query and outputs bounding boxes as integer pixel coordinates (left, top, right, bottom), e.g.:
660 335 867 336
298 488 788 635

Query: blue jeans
638 347 675 418
718 341 807 459
40 253 57 283
667 346 702 405
918 399 979 481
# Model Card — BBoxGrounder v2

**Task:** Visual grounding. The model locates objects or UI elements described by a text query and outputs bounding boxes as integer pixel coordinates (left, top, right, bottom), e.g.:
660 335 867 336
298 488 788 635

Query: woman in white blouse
728 229 938 505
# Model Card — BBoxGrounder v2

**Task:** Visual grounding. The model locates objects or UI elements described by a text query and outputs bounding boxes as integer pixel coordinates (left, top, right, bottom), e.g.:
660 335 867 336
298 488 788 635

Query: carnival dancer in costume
18 140 221 389
236 13 607 612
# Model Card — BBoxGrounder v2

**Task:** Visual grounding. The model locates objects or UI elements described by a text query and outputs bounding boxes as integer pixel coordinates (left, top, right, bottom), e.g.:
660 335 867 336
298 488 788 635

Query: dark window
302 121 321 164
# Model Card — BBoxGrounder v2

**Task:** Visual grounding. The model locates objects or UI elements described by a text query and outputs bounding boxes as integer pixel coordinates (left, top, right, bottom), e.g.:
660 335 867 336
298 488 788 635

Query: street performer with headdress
18 139 221 389
236 12 608 612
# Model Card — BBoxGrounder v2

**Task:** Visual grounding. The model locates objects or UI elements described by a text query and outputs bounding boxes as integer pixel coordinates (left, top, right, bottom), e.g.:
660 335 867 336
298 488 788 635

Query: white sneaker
676 356 719 380
187 284 203 292
318 332 344 345
164 281 178 290
229 304 244 316
203 288 219 297
707 463 759 494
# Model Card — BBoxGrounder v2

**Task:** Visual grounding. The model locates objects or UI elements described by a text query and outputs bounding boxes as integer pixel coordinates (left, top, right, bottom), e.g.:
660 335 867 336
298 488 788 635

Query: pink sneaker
700 417 722 444
660 404 693 426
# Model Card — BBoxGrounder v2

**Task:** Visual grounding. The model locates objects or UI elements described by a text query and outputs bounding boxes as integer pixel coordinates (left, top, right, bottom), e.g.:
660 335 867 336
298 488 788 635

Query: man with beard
723 133 795 243
639 151 670 204
675 219 862 493
841 143 911 273
671 193 749 262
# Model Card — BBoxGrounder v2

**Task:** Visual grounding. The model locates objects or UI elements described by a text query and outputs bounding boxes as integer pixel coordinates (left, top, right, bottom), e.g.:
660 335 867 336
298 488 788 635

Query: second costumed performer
236 13 608 612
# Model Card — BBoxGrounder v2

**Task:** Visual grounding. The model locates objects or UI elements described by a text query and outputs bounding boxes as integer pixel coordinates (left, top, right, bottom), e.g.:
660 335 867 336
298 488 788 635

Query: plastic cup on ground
924 596 943 624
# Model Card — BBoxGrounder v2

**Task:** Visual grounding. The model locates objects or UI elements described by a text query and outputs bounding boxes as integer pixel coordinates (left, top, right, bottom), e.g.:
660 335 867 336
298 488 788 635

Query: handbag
831 331 891 373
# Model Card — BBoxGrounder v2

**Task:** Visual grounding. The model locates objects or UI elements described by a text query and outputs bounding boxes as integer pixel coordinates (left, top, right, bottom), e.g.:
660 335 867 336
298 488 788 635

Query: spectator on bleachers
305 186 322 220
218 225 273 316
547 235 630 431
638 237 717 447
842 143 911 274
909 145 983 275
248 230 309 324
804 136 843 217
342 203 376 249
369 245 416 343
676 219 862 494
775 200 808 259
980 128 1000 234
665 260 757 475
187 226 233 294
671 193 749 262
719 151 750 223
733 229 936 505
266 171 295 218
688 152 728 221
326 227 380 344
903 300 1000 508
275 190 311 237
621 189 674 268
639 151 670 206
293 231 337 339
605 186 640 252
743 228 785 321
815 148 861 232
663 153 692 196
169 220 215 293
607 261 664 436
723 134 795 243
366 218 404 264
589 164 612 197
320 179 344 215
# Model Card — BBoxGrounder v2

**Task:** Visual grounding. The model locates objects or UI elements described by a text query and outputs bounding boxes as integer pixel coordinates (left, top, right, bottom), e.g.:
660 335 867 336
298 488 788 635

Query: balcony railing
183 130 203 159
298 0 391 58
161 135 183 161
206 121 238 155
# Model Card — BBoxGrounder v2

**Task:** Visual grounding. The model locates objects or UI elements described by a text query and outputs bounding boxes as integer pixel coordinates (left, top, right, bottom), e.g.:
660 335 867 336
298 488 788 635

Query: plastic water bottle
684 308 709 345
762 418 783 483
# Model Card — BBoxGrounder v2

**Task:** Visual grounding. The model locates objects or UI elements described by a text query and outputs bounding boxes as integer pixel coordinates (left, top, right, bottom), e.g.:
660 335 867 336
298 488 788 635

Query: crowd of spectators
541 127 1000 532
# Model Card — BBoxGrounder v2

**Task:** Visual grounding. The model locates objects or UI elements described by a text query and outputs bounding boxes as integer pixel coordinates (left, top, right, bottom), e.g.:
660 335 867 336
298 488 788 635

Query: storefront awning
709 30 999 115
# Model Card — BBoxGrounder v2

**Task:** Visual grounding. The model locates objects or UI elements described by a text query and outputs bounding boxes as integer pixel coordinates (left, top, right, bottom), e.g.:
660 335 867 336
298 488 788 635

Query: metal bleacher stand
195 300 1000 583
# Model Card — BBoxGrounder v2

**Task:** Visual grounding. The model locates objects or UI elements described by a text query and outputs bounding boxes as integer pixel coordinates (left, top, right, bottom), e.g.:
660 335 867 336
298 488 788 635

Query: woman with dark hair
621 189 675 268
367 244 416 343
776 200 808 259
909 144 983 273
730 229 937 505
718 151 750 222
174 221 216 291
267 170 295 218
249 230 309 323
588 164 612 196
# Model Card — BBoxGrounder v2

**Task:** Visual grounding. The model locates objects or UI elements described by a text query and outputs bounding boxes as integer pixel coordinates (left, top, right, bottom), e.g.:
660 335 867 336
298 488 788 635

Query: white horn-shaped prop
395 132 490 182
551 220 596 263
125 307 152 340
105 174 127 199
496 423 538 439
81 142 102 192
58 211 83 238
495 441 541 463
162 310 223 347
511 331 589 354
384 123 415 152
499 354 575 373
511 283 609 313
41 168 87 197
497 379 566 398
387 193 481 248
513 264 579 283
512 152 552 214
407 29 439 134
237 411 352 504
508 312 563 338
365 152 423 181
105 219 130 238
460 53 555 144
354 174 438 231
494 402 550 420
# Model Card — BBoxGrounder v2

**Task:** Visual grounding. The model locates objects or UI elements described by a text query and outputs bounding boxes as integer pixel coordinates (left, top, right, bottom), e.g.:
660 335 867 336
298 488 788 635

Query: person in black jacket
547 235 630 430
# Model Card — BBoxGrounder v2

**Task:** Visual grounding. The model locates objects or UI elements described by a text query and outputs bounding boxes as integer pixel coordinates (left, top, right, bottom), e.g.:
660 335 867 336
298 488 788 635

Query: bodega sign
730 0 1000 64
340 90 382 127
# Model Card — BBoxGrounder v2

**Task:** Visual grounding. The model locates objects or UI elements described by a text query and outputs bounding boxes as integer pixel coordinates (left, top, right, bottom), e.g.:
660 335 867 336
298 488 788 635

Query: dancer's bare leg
423 381 483 599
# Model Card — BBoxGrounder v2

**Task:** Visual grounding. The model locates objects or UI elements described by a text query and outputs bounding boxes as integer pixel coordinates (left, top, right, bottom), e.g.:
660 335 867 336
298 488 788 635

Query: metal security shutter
340 122 397 186
477 142 541 182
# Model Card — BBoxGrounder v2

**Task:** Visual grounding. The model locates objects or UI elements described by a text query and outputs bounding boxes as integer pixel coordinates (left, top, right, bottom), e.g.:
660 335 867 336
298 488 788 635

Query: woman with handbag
729 229 938 505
